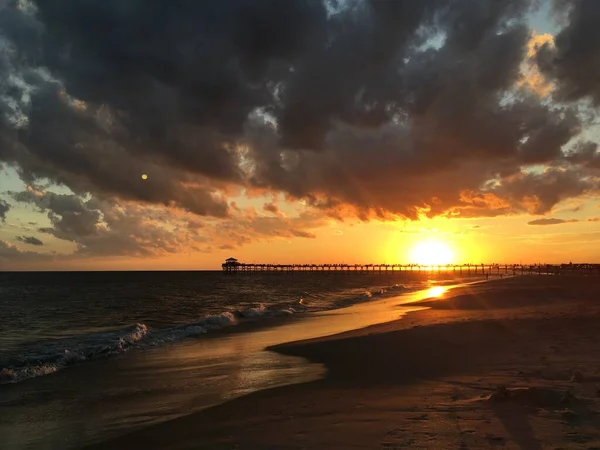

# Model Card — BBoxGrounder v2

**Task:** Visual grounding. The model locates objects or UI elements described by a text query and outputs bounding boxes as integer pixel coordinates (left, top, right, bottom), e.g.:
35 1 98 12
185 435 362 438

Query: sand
87 275 600 449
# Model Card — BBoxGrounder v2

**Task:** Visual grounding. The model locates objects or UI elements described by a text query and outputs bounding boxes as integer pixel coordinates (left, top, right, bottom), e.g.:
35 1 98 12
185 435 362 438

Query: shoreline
1 274 482 387
87 275 600 449
3 277 484 450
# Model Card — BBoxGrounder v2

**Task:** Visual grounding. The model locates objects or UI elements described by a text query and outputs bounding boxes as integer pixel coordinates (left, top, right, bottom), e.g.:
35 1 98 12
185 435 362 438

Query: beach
88 275 600 449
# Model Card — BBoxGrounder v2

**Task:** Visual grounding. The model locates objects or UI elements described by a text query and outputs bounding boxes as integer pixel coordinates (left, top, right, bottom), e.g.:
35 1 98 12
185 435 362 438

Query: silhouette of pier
222 258 600 276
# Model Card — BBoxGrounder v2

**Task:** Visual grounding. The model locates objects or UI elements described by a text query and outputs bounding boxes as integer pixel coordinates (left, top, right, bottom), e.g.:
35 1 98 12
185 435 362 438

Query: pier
221 258 600 276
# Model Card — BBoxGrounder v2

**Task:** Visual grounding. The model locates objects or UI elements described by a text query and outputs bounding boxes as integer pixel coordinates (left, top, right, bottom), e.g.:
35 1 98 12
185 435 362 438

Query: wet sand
88 275 600 449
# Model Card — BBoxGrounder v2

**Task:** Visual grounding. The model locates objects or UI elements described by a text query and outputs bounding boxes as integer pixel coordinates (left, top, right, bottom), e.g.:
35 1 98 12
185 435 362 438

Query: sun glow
409 240 455 265
427 286 446 298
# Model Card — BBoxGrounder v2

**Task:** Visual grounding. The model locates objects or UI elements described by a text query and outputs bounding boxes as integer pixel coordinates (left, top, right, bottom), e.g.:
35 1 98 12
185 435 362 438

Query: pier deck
221 260 600 276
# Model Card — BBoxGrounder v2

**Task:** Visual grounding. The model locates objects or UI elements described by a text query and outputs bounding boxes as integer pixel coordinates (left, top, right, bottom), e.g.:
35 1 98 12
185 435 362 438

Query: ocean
0 271 471 450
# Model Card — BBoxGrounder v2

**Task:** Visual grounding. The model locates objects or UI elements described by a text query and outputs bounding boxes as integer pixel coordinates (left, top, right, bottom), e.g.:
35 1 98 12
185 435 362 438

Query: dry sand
88 275 600 450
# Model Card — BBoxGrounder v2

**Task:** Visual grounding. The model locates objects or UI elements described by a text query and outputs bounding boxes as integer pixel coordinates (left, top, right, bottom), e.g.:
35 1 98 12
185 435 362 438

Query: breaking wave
1 323 149 384
1 281 427 384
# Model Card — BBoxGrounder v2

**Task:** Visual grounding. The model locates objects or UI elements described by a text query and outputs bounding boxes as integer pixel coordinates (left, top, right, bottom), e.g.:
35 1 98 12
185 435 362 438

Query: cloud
483 168 596 215
0 240 52 266
0 199 9 222
450 166 598 218
588 217 600 222
16 235 44 246
10 188 204 256
566 141 600 169
213 209 325 248
186 220 205 230
0 0 597 245
519 31 555 97
290 229 316 238
9 187 326 257
537 0 600 104
262 202 280 215
527 217 579 226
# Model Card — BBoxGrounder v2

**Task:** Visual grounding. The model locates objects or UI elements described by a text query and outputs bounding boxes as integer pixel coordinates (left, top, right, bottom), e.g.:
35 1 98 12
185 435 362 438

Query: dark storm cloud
0 0 324 216
276 0 440 150
17 235 44 245
1 81 229 217
566 141 600 169
243 3 587 219
0 199 9 221
0 0 595 226
537 0 600 104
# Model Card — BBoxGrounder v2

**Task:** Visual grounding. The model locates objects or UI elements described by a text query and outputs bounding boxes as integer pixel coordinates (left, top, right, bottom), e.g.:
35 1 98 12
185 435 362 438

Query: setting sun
409 240 455 266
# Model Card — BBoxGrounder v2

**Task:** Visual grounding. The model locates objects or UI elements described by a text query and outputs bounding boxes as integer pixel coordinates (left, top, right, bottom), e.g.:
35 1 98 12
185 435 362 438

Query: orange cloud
519 31 555 97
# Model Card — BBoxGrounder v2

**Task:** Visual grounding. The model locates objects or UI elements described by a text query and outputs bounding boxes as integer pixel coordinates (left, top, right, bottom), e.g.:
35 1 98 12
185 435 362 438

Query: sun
409 240 455 266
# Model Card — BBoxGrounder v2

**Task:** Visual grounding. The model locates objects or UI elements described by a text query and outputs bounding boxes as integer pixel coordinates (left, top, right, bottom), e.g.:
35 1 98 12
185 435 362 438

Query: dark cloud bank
1 0 600 259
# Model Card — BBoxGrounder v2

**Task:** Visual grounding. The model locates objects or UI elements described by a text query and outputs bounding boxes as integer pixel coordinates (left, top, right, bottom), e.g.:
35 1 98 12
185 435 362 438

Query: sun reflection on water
427 286 446 298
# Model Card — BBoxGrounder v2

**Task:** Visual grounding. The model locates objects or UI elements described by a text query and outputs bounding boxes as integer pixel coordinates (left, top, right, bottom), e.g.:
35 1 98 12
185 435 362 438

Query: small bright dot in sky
141 174 148 180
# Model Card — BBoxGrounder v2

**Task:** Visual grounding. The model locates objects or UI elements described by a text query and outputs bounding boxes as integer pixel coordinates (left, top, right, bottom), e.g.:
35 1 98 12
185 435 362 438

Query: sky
1 0 600 270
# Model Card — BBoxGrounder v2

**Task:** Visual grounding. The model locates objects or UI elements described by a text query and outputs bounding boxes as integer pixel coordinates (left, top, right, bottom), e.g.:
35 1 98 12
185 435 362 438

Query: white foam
115 323 149 351
150 312 238 344
239 304 267 318
201 312 237 330
1 323 150 384
274 307 295 316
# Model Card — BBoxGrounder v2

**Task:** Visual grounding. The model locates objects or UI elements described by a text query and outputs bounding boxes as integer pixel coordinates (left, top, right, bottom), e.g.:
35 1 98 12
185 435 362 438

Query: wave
0 281 426 385
0 301 308 385
327 282 420 310
1 323 149 384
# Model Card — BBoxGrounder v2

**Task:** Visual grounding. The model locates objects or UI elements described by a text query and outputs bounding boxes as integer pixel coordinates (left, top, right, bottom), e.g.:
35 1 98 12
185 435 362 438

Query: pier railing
221 262 600 276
